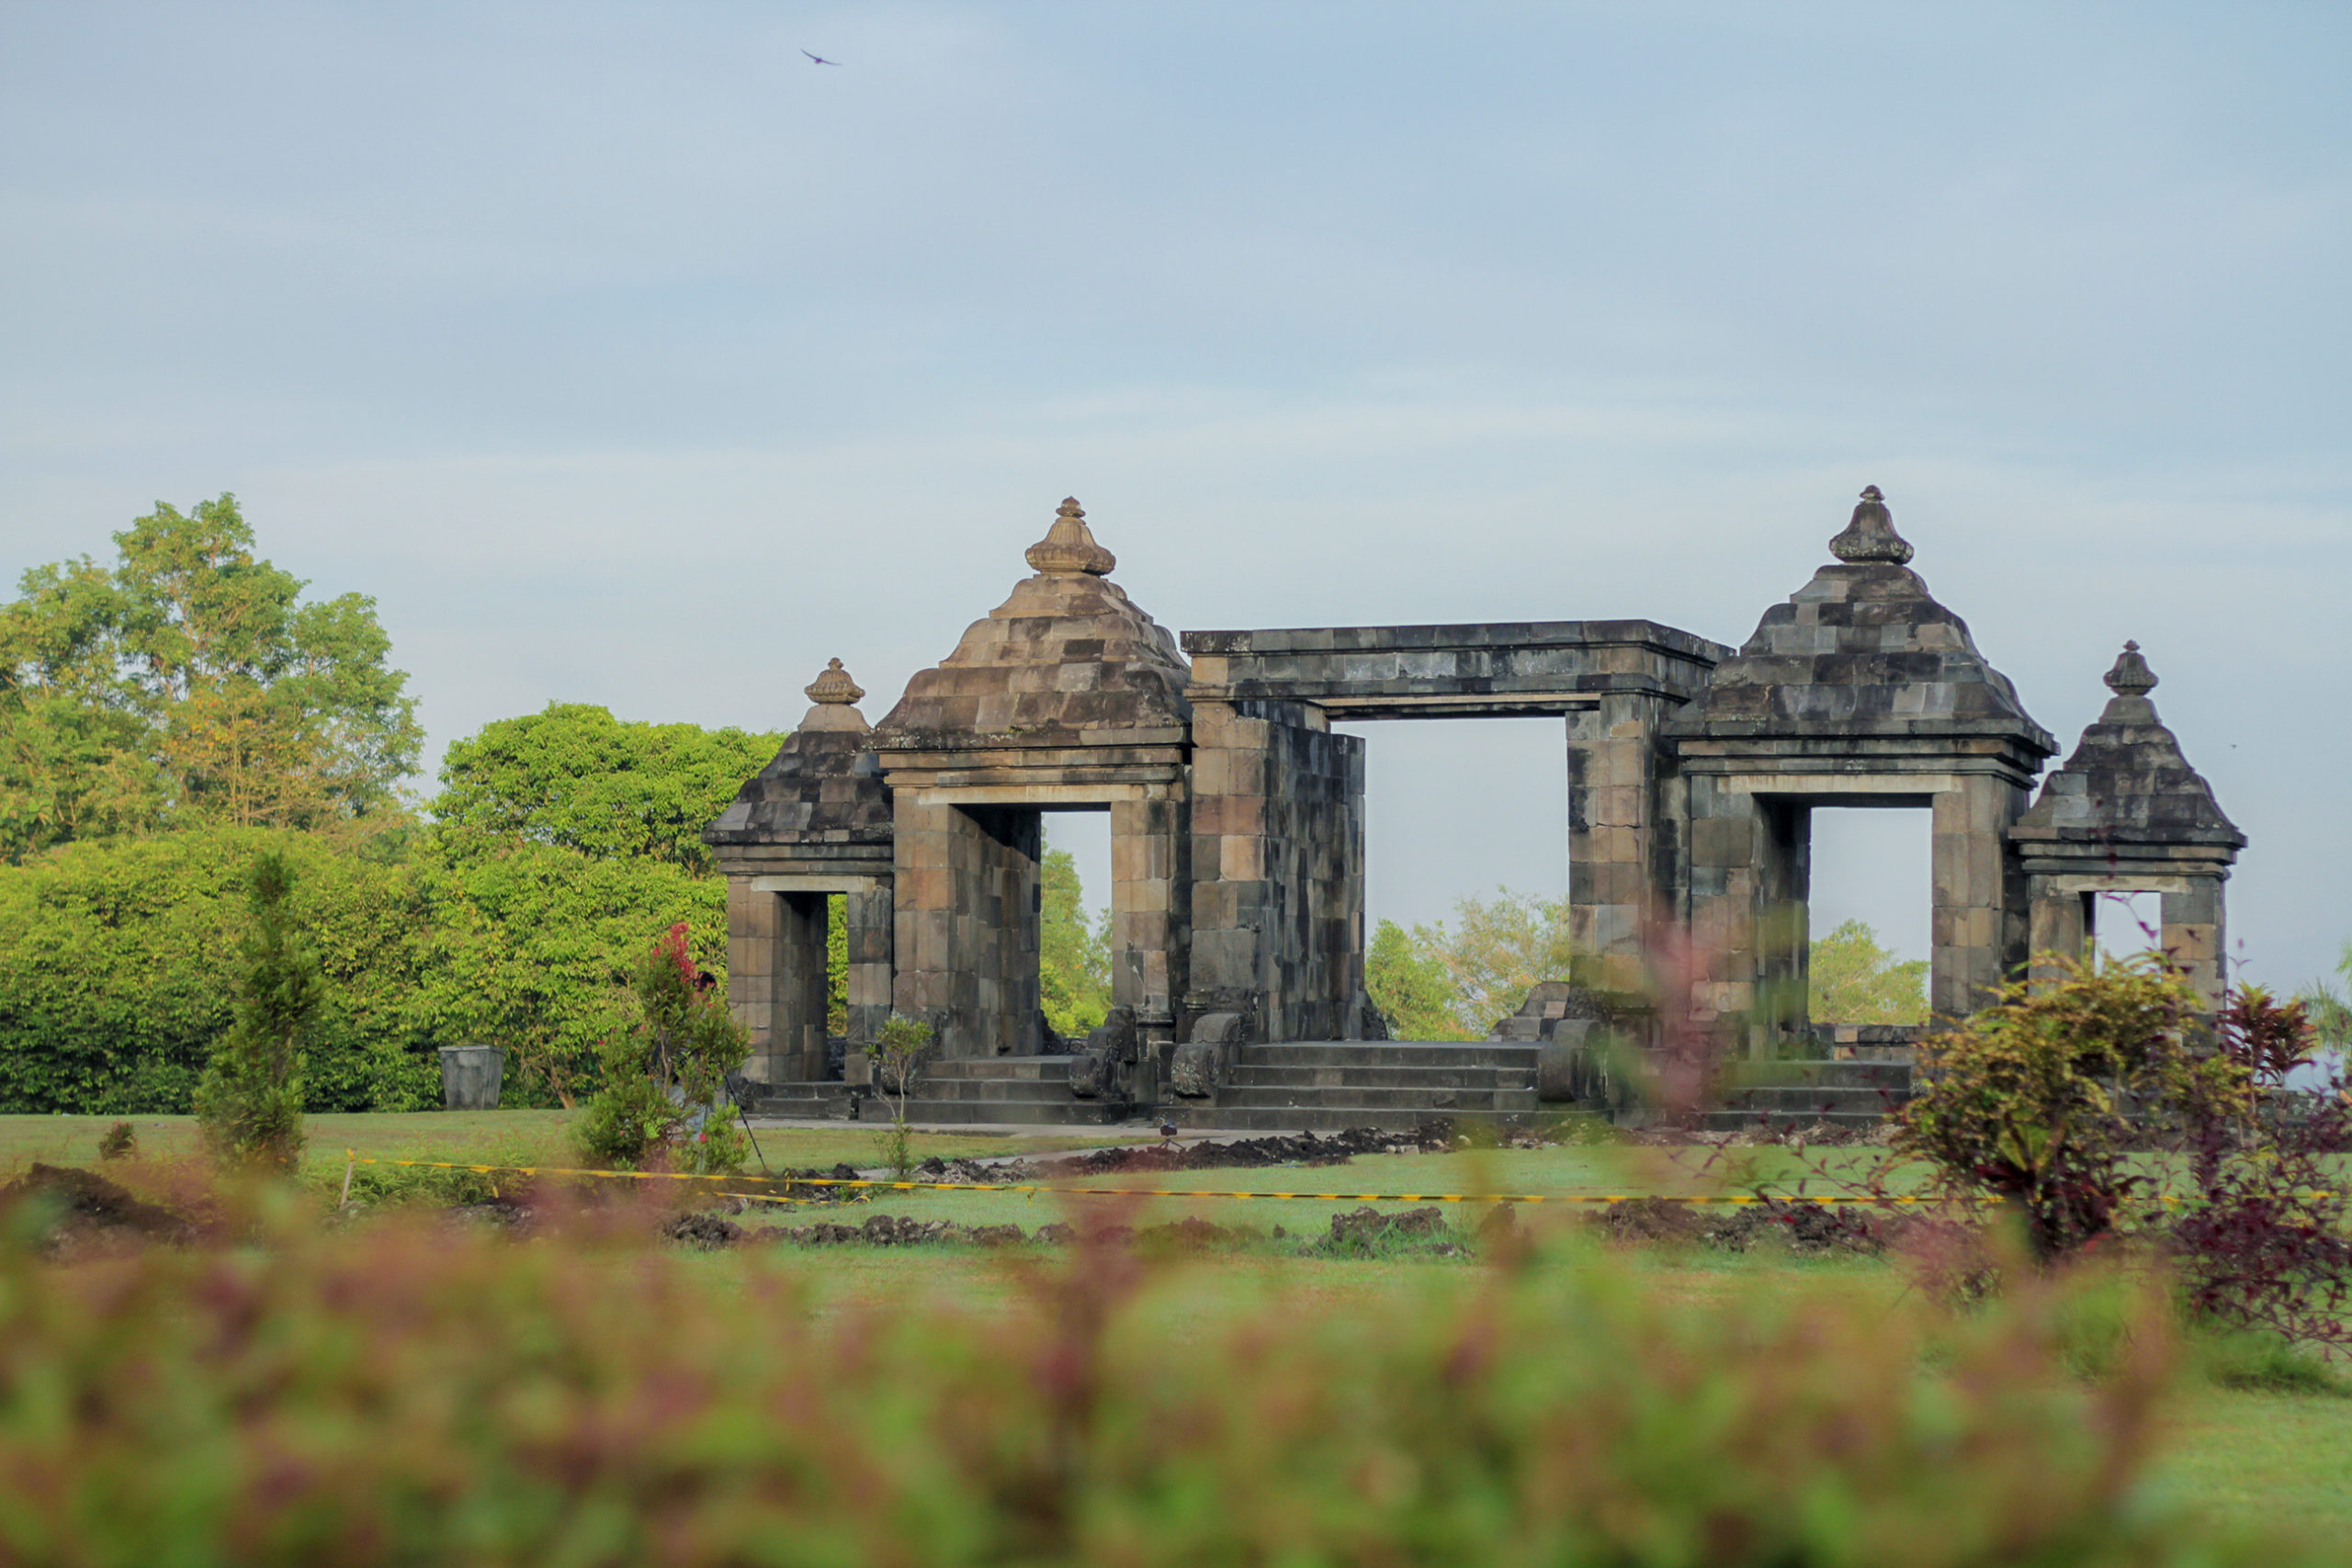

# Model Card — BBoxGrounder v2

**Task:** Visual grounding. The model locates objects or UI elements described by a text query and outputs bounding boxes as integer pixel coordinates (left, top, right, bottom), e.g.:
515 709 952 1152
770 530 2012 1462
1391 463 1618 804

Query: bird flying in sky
801 50 841 65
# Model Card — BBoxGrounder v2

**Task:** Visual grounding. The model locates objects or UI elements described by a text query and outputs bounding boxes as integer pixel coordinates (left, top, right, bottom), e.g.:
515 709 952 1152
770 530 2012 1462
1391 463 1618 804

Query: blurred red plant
0 1199 2312 1567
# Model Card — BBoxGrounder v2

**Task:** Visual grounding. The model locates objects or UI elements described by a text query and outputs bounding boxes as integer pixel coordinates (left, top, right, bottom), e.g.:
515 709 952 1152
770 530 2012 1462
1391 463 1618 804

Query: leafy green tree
1039 847 1112 1039
1808 919 1929 1025
0 558 164 854
0 494 421 858
405 831 727 1109
430 703 784 875
2297 941 2352 1055
1365 918 1473 1041
194 850 318 1171
1412 888 1579 1036
575 923 750 1173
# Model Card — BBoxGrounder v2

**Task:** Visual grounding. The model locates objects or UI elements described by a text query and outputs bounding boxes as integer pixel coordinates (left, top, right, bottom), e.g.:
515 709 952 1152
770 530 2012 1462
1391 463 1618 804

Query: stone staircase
1164 1040 1544 1133
745 1043 1912 1133
1698 1060 1916 1133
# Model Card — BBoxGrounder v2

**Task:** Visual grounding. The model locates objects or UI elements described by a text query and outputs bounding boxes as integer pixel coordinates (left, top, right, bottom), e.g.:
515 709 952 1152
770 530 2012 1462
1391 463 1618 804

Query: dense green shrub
0 826 727 1116
0 1218 2308 1566
405 831 725 1109
0 829 429 1114
1894 953 2232 1260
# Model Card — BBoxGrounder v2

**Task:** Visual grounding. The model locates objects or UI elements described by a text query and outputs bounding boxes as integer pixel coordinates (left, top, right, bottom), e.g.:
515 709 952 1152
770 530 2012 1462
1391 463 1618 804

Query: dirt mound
0 1164 197 1253
662 1210 744 1248
1044 1124 1455 1178
1589 1197 1883 1255
1313 1204 1466 1258
777 1213 1036 1248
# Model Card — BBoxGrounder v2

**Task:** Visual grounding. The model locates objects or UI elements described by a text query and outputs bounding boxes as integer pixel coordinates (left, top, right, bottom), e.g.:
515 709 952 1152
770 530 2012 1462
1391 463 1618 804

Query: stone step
920 1056 1077 1081
1717 1086 1912 1117
899 1077 1079 1104
1235 1041 1543 1071
1212 1084 1543 1113
1228 1065 1534 1091
745 1084 859 1121
1162 1103 1537 1134
1723 1062 1915 1089
1695 1108 1887 1134
862 1098 1130 1127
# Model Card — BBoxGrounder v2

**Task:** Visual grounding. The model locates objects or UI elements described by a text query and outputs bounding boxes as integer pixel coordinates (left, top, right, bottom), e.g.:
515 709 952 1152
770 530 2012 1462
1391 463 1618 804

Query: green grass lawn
0 1111 1157 1181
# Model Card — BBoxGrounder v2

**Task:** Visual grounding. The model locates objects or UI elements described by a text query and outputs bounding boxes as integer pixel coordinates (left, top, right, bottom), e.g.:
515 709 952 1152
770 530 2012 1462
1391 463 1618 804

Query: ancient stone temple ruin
707 489 2243 1128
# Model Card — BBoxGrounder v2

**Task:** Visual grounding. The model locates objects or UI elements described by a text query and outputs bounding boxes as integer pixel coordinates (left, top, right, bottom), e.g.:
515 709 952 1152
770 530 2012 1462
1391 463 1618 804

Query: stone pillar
1184 698 1363 1043
842 883 894 1051
769 892 831 1081
1683 773 1760 1038
1757 796 1810 1043
1566 692 1670 987
1110 789 1188 1049
1931 775 2027 1018
2025 876 2091 989
892 795 1042 1058
2161 876 2228 1012
725 877 781 1080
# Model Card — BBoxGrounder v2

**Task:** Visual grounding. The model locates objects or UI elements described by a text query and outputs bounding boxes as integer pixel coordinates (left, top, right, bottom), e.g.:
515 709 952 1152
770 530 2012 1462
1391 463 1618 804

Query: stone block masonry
713 484 2245 1114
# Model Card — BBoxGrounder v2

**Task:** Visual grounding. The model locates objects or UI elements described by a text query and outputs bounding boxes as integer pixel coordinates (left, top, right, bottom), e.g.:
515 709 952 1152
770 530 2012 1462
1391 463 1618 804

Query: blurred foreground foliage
0 1205 2315 1568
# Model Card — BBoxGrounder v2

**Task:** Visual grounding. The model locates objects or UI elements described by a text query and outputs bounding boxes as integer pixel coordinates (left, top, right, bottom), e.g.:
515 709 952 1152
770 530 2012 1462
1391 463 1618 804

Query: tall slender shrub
191 850 317 1171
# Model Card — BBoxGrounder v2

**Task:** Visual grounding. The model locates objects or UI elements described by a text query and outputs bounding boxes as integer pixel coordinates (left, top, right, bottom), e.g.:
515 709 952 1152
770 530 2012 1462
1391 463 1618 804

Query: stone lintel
746 874 891 894
876 744 1187 773
1675 737 2047 789
1181 618 1732 662
713 843 893 879
868 726 1190 753
1206 689 1611 719
2011 842 2237 880
886 761 1186 793
2030 872 2209 897
1179 620 1726 716
902 782 1182 808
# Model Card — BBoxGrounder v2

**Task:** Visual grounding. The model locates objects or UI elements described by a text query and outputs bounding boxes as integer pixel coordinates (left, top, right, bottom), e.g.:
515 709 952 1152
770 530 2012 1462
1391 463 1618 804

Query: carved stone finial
797 657 869 733
805 657 865 705
1827 484 1916 565
2104 639 2158 698
1023 496 1116 577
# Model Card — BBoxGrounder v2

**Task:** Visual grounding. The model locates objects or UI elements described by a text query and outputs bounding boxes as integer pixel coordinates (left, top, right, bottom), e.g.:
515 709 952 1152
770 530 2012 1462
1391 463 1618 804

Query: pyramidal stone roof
704 658 893 846
1667 487 2056 755
872 498 1192 747
2011 642 2244 851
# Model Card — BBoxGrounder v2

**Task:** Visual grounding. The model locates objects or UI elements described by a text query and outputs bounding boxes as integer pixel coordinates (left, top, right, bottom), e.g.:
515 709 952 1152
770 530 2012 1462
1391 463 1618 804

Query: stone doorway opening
1335 716 1570 945
2091 890 2165 961
1040 807 1114 1046
1804 806 1932 1035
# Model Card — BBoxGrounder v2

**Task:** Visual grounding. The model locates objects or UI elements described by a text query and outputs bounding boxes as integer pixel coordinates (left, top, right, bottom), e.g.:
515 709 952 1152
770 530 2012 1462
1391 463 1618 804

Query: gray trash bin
437 1045 505 1111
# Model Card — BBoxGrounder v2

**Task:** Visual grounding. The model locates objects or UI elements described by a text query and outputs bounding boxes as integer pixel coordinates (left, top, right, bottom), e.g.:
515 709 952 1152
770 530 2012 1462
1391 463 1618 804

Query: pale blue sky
4 3 2346 985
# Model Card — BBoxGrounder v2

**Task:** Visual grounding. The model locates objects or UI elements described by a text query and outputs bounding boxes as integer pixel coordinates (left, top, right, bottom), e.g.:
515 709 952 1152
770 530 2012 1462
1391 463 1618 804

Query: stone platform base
746 1044 1915 1133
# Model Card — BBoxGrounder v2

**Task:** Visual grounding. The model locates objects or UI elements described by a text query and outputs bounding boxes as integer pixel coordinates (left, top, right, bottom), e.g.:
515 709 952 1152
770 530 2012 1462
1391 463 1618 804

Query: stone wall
1185 699 1363 1043
891 797 1042 1058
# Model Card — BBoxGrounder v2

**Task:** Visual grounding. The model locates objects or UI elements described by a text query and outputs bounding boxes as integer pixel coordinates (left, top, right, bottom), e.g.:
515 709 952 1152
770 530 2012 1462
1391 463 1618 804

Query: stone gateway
707 490 2240 1128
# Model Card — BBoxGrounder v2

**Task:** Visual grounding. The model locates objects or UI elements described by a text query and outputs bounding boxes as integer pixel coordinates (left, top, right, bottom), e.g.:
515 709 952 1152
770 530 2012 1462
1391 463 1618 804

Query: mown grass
0 1111 1155 1181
